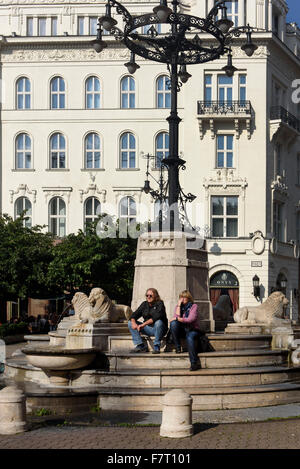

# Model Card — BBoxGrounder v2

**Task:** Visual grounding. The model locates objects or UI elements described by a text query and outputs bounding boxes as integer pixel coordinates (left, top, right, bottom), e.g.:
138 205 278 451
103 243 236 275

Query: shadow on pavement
193 422 219 435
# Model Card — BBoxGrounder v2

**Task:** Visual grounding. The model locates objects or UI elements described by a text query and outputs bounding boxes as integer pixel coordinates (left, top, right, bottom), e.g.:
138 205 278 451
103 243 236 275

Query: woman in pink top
169 290 201 371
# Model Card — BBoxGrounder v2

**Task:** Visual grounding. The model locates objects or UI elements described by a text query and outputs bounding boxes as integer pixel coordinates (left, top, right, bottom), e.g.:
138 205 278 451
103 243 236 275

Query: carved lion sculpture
213 295 233 321
89 287 132 323
233 291 289 326
72 288 132 324
71 292 93 323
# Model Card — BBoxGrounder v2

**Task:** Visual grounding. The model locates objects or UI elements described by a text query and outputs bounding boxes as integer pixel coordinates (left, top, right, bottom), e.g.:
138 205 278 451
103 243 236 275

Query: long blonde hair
146 288 162 302
179 290 194 303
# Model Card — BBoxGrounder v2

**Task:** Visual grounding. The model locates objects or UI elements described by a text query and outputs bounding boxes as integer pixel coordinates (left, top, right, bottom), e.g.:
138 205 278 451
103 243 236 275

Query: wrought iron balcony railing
270 106 300 133
197 100 252 116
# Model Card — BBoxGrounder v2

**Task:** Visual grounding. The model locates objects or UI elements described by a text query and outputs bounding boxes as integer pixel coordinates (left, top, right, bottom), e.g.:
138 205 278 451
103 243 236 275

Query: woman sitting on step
169 290 202 371
128 288 168 354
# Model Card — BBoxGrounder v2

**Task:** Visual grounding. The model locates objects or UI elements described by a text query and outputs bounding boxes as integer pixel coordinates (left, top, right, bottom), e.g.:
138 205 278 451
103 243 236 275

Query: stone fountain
20 288 132 387
3 288 300 415
0 288 132 413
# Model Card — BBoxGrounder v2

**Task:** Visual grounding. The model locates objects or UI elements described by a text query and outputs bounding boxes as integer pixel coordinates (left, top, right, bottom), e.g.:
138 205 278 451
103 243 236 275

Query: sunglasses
146 294 154 298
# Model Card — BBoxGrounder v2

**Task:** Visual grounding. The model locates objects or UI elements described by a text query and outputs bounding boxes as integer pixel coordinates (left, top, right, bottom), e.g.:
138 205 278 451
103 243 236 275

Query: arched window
50 76 65 109
84 197 101 229
15 197 32 228
155 132 169 168
16 133 32 169
119 196 136 224
156 75 170 108
120 132 136 169
120 76 135 109
16 77 31 109
85 76 101 109
50 133 66 169
84 133 101 169
49 197 66 237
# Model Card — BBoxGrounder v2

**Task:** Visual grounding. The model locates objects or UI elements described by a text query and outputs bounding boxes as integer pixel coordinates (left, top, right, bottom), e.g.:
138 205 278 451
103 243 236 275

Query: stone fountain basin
21 346 97 371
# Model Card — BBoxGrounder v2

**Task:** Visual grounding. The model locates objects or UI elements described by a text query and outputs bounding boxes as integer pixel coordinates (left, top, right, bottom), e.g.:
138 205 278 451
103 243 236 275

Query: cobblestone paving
2 343 300 450
1 419 300 449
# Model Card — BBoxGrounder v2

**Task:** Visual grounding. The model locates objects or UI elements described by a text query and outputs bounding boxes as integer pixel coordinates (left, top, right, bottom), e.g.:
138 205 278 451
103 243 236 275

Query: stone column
131 231 214 332
238 0 245 26
279 14 285 42
268 0 273 31
160 389 193 438
0 386 27 434
247 0 257 27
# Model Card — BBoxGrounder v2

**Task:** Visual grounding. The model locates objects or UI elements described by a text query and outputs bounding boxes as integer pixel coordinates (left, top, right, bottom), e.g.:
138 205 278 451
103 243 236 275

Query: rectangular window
89 17 98 36
273 15 279 36
239 74 247 104
215 1 238 26
273 201 284 241
217 135 233 168
38 17 46 36
275 143 282 177
225 0 239 27
211 196 238 237
51 17 58 36
78 16 85 35
218 75 233 104
204 74 212 104
27 17 34 36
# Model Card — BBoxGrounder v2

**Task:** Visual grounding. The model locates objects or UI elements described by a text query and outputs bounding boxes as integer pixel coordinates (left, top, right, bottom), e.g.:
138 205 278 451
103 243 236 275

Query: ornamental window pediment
203 169 248 195
9 184 37 204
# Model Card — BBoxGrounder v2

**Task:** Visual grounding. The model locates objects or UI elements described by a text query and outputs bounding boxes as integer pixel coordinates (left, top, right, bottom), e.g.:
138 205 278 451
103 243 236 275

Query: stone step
109 333 272 353
97 382 300 411
106 349 289 370
71 365 300 389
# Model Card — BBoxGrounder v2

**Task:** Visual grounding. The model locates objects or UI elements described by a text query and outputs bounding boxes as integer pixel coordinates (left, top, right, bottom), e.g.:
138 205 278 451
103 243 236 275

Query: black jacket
130 300 168 328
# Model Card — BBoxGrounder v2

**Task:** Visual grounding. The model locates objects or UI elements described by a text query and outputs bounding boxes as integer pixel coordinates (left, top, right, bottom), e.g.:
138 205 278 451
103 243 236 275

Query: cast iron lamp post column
92 0 259 232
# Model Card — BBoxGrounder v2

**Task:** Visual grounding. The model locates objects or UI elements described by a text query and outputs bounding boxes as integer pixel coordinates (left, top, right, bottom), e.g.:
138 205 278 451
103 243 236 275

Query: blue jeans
170 320 200 365
128 320 167 347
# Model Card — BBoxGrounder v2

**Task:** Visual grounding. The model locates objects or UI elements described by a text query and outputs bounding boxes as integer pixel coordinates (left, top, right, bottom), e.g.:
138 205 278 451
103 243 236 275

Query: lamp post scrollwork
92 0 259 232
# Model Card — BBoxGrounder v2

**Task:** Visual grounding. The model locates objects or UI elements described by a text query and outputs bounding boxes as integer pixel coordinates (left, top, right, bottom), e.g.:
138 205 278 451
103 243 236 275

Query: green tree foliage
46 219 138 305
0 214 138 305
0 214 55 300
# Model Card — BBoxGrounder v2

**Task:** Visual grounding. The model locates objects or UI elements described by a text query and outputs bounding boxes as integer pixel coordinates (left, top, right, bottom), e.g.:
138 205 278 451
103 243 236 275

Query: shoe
189 364 199 371
130 344 149 353
152 346 160 354
175 347 181 354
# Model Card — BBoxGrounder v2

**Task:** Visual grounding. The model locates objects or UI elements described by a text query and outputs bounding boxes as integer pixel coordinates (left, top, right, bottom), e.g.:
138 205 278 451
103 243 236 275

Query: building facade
0 0 299 321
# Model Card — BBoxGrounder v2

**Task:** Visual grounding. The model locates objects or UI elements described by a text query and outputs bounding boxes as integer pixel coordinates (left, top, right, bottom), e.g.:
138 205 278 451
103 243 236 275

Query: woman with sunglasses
128 288 168 354
169 290 202 371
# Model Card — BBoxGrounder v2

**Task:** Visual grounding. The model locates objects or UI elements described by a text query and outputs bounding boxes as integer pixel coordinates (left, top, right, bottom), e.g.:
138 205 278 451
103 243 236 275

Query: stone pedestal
225 323 266 335
65 322 108 350
131 231 213 332
271 326 294 350
0 386 27 434
225 321 294 350
160 389 193 438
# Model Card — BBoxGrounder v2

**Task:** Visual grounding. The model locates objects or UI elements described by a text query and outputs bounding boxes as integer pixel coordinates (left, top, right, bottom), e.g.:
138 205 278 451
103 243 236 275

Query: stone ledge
1 335 26 345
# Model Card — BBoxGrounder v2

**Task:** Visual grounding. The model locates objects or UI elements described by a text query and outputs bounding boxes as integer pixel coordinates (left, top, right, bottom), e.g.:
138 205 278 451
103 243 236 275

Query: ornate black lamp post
92 0 258 231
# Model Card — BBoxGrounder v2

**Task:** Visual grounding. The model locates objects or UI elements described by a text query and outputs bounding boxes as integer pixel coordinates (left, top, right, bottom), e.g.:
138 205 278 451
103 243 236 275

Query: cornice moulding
0 0 156 4
0 42 131 62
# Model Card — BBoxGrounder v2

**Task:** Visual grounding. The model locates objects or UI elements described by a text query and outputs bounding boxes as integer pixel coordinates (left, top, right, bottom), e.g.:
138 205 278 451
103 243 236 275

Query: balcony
270 106 300 142
197 100 253 140
197 100 252 116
